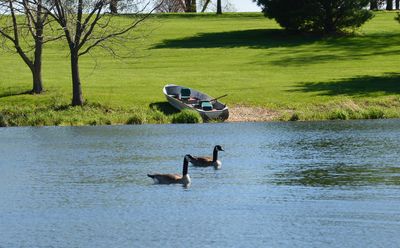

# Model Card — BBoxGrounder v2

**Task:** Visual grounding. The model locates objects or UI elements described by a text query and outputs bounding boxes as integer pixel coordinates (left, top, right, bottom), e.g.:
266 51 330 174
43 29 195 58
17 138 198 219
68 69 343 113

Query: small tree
255 0 374 33
43 0 158 106
0 0 54 94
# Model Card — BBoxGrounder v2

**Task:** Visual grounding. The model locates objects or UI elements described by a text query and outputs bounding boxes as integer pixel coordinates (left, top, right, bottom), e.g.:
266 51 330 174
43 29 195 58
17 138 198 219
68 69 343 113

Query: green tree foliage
255 0 374 33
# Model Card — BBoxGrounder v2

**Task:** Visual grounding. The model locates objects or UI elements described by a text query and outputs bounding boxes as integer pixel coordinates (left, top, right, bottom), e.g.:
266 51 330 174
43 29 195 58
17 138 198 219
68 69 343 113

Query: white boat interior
164 85 226 111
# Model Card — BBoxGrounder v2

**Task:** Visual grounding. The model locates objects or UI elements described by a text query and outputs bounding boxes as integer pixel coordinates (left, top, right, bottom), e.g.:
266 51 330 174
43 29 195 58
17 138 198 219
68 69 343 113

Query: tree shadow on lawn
153 29 400 65
149 102 180 115
269 32 400 66
0 88 32 99
152 29 322 49
290 73 400 97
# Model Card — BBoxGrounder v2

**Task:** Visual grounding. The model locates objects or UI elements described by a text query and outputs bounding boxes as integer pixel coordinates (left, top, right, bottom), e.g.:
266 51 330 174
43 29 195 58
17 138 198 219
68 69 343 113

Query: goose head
185 154 194 161
214 145 224 152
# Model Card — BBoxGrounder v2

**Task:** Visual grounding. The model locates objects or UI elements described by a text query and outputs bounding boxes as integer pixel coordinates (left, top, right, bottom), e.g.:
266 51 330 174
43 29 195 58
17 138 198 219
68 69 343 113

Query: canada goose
189 145 224 169
148 155 193 185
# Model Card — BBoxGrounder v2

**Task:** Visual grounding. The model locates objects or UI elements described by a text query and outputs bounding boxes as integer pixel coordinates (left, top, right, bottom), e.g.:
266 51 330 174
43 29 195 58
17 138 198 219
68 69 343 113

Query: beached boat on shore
163 84 229 121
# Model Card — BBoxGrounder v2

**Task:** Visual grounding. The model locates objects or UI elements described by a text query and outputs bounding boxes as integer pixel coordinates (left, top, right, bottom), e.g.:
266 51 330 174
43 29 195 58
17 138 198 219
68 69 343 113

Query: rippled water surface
1 120 400 247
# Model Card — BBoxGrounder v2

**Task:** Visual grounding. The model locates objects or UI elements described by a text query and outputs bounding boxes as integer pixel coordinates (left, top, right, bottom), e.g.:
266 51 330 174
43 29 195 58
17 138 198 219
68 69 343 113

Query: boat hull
163 84 229 121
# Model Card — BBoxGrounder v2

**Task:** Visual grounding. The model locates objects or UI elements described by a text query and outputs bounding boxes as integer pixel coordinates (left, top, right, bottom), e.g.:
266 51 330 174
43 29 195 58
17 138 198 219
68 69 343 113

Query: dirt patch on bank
228 105 279 122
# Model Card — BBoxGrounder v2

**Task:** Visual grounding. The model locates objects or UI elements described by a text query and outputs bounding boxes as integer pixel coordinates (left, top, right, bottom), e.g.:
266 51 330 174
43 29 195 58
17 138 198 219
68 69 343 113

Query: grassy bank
1 12 400 126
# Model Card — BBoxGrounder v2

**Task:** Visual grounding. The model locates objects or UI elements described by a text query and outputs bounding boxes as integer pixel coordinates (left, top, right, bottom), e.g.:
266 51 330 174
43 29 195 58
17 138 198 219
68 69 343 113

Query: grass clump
126 113 147 125
0 113 8 127
149 110 168 124
89 117 112 126
289 112 300 121
172 109 202 124
362 107 386 119
329 109 350 120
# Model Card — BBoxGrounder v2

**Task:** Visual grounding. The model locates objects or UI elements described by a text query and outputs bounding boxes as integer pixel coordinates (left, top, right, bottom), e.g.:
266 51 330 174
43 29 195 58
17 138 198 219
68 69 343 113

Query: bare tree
43 0 158 106
155 0 185 12
0 0 53 94
154 0 196 12
200 0 234 13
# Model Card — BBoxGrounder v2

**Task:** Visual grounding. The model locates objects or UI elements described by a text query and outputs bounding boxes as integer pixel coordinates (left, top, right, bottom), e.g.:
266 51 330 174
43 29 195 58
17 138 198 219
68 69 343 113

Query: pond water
1 120 400 247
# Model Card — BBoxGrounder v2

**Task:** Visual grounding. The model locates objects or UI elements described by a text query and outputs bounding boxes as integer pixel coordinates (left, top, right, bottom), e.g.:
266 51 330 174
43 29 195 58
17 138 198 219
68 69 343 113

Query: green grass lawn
1 12 400 125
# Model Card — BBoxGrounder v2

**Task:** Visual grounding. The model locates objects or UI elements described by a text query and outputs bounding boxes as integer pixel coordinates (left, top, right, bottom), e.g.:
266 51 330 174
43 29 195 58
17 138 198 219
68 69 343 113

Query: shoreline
1 102 399 127
227 105 279 122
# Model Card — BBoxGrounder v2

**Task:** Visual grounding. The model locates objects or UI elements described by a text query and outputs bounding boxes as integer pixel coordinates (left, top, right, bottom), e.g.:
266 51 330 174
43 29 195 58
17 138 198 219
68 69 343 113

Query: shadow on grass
0 89 32 99
149 102 180 115
290 73 400 96
152 29 322 49
153 29 400 66
269 33 400 66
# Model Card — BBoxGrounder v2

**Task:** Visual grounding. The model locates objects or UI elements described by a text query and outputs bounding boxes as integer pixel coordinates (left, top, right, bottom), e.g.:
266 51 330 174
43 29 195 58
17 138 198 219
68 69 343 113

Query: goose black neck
182 158 189 176
213 147 218 162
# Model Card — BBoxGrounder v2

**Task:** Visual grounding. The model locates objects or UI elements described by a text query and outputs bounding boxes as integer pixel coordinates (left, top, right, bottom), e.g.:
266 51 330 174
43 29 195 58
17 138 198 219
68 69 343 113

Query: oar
210 94 228 102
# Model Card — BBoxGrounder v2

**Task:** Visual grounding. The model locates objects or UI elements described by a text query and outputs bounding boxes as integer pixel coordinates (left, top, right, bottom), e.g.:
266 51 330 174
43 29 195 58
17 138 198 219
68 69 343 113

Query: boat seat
180 88 191 100
201 101 213 111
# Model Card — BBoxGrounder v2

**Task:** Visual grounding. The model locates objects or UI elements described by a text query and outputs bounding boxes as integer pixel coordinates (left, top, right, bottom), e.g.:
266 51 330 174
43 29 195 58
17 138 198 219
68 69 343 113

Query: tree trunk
184 0 196 12
201 0 211 12
191 0 197 12
216 0 222 14
71 51 84 106
386 0 393 10
370 0 378 9
32 43 43 94
184 0 191 12
110 0 118 14
323 3 335 33
32 19 44 94
396 0 399 9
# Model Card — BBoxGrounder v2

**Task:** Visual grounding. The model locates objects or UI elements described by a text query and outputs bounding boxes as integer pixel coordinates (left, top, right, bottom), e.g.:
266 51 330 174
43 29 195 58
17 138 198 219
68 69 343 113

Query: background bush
255 0 373 33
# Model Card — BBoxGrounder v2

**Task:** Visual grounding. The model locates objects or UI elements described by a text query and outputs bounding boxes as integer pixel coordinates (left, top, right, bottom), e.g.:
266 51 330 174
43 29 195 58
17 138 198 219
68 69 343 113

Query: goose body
148 155 192 185
189 157 222 168
189 145 224 169
147 173 191 185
